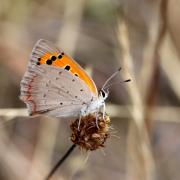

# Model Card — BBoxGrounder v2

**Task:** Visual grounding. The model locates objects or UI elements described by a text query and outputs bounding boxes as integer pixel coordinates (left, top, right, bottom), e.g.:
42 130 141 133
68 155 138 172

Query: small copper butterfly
20 39 130 128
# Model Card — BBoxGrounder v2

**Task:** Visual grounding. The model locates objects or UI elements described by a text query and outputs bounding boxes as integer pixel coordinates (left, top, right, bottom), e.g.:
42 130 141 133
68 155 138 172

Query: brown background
0 0 180 180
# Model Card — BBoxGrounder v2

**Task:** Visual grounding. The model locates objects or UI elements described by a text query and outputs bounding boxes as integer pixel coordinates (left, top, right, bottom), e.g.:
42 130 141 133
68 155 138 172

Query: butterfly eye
100 90 106 98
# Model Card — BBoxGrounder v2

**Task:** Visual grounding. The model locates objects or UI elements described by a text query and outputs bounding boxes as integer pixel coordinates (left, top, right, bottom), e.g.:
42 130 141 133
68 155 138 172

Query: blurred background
0 0 180 179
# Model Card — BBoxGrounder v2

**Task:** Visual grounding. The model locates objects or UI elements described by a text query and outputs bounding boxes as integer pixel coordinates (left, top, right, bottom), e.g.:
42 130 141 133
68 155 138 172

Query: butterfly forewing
20 39 98 117
29 39 98 95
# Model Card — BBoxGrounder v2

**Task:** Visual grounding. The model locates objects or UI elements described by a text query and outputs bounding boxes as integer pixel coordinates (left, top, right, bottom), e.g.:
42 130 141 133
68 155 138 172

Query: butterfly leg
95 111 100 129
102 102 106 120
78 114 82 131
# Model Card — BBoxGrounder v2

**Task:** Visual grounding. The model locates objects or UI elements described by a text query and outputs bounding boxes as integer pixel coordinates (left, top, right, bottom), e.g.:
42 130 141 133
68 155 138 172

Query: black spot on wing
58 54 62 59
46 59 52 65
51 56 57 61
64 65 70 71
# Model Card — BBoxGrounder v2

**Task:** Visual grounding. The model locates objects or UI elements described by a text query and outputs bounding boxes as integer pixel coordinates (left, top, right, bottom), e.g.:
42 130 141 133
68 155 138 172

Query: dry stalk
114 0 166 178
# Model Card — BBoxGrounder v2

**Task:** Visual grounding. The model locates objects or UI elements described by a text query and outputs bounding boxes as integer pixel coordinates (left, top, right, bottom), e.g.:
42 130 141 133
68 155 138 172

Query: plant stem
45 144 76 180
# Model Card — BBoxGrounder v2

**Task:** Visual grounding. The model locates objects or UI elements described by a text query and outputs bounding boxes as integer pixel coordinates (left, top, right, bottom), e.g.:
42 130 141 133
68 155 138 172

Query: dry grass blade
116 4 161 178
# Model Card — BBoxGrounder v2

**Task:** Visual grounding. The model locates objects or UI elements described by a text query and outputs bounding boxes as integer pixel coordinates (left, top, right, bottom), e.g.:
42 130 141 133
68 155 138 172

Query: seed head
70 113 110 151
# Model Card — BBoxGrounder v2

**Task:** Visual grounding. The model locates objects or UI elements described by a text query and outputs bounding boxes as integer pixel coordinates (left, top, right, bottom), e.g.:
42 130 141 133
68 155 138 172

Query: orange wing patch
37 52 98 95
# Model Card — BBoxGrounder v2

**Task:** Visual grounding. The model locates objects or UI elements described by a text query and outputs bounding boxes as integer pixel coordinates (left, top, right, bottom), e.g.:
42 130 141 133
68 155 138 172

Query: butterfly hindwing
20 63 97 117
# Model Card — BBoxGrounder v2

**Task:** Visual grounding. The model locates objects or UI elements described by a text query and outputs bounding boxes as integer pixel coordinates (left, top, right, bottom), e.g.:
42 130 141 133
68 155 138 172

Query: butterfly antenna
102 67 122 90
103 78 131 90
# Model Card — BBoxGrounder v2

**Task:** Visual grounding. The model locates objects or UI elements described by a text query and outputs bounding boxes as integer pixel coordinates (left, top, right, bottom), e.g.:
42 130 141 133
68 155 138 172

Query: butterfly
20 39 129 128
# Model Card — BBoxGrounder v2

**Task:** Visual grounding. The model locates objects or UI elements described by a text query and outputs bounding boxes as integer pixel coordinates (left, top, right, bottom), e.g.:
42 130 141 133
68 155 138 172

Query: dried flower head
70 113 110 151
